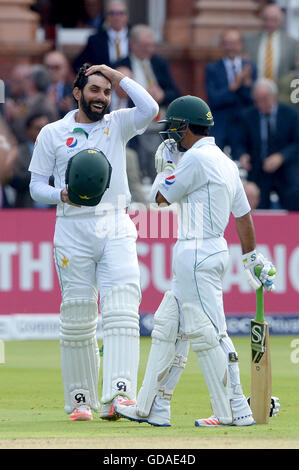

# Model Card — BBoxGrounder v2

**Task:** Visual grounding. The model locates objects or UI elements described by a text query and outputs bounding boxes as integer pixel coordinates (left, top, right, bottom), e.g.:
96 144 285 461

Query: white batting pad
100 284 141 404
137 291 180 417
220 335 252 419
60 298 100 413
156 335 190 402
182 303 233 425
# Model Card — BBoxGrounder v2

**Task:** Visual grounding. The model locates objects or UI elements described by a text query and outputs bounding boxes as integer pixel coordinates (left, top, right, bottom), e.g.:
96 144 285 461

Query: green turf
0 336 298 445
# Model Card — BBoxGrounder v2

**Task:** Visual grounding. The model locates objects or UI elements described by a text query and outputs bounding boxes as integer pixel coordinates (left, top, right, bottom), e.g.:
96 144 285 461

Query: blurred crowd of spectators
0 0 298 211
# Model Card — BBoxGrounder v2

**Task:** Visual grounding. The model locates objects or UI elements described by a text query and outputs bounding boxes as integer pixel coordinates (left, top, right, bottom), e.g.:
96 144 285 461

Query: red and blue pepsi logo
66 137 78 148
165 175 175 185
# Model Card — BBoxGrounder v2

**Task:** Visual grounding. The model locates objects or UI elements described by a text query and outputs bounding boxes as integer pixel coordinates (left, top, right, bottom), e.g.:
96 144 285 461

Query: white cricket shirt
29 77 158 217
158 137 251 239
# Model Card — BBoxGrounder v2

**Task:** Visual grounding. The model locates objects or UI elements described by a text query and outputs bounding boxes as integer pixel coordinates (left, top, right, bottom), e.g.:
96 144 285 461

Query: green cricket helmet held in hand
159 95 214 150
65 148 112 206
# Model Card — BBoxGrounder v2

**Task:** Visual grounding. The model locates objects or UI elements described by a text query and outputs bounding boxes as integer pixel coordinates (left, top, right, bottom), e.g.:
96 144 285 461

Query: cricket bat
250 266 272 424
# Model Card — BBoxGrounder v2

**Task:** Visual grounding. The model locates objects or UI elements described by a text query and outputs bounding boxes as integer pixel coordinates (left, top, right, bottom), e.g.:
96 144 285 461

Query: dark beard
80 93 108 122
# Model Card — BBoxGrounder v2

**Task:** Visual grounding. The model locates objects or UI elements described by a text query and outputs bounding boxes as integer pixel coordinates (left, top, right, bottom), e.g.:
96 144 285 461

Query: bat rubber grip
254 266 264 322
255 286 264 322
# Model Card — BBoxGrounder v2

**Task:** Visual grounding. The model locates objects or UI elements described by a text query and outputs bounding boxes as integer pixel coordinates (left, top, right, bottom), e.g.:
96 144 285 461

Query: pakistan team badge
61 256 69 268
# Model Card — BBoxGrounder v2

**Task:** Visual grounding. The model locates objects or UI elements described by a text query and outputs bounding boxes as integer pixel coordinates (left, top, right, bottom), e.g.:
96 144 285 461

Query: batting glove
242 250 276 292
247 396 280 417
269 396 280 417
154 139 180 173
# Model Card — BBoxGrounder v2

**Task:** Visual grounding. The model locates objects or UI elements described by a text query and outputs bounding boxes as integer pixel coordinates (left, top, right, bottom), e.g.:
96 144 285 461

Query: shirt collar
223 55 242 66
259 103 278 119
131 54 150 65
263 30 280 40
191 137 216 149
107 27 128 40
62 109 107 131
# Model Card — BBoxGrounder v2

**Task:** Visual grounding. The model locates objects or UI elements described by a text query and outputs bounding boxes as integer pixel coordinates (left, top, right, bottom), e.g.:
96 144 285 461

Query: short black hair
188 123 210 136
73 63 111 93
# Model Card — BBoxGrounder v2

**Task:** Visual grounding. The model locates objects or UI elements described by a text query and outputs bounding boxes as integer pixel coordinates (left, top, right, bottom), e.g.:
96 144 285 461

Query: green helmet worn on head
159 95 214 145
65 149 112 206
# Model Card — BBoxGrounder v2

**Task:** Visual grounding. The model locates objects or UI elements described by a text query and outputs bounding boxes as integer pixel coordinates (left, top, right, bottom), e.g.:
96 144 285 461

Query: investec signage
0 209 299 339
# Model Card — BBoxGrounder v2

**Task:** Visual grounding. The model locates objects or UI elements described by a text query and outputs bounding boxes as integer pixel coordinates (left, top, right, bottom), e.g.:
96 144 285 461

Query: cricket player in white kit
115 95 277 426
28 63 159 421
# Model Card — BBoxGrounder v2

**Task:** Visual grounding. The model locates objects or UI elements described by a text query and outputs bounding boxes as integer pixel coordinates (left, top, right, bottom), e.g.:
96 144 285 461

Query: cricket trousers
171 237 252 419
53 211 141 410
53 211 141 303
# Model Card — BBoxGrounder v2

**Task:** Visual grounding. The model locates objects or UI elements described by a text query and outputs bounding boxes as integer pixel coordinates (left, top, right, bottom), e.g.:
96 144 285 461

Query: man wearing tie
205 29 257 159
72 0 129 72
44 51 75 118
243 4 298 82
0 134 17 208
236 78 299 210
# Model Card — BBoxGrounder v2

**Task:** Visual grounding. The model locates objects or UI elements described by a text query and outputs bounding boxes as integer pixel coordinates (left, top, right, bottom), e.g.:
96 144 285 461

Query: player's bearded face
80 89 109 122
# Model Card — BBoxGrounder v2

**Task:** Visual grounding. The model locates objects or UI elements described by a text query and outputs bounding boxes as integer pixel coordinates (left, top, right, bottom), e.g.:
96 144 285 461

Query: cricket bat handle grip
254 266 264 322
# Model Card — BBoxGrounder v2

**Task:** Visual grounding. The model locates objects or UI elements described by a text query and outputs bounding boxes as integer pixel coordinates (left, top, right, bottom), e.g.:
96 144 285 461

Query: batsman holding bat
28 63 159 421
116 95 279 426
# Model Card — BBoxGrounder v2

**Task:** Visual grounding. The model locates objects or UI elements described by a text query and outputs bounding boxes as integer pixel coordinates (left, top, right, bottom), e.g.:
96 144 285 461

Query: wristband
242 249 257 268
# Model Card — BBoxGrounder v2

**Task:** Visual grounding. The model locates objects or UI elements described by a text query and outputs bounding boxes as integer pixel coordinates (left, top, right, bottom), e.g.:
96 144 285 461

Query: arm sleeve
29 173 62 205
116 76 159 141
149 167 173 203
232 175 251 218
28 125 55 177
158 152 200 204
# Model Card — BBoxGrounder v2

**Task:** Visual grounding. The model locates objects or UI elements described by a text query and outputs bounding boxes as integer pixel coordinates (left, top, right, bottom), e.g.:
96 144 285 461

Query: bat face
250 266 274 424
250 319 272 424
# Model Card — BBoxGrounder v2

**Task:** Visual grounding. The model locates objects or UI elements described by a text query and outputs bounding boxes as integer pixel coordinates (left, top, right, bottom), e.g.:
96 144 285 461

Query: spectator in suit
243 3 298 82
44 51 75 118
9 112 51 208
243 181 261 211
277 56 299 112
102 65 147 204
72 0 129 72
8 65 59 144
5 64 31 103
0 133 17 208
114 24 180 181
126 147 148 205
205 29 257 159
236 78 299 210
76 0 104 29
4 64 31 136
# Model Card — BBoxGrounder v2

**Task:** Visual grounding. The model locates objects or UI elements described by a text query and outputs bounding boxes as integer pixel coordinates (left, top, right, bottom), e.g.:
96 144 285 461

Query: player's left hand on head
242 250 276 292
